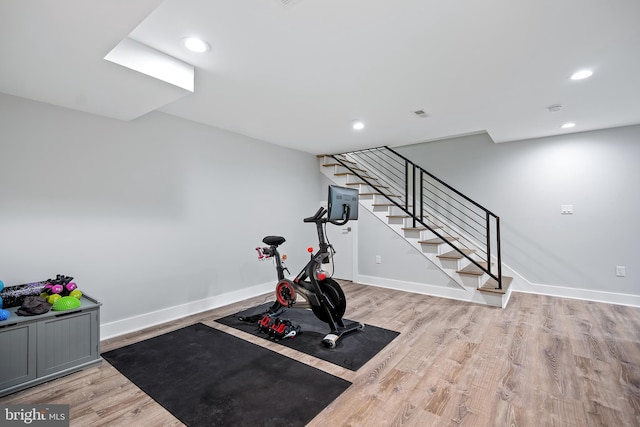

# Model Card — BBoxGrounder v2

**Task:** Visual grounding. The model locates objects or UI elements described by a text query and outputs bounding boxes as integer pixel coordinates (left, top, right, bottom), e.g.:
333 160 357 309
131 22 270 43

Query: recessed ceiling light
183 37 210 53
352 120 365 130
561 122 576 129
570 70 592 80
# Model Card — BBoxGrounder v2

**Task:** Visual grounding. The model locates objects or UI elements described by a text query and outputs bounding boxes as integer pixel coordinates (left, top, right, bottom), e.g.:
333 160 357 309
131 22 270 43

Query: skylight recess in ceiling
105 38 194 92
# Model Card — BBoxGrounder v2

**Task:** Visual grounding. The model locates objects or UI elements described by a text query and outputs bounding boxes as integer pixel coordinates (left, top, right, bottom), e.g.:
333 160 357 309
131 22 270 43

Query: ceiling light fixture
183 37 210 53
352 120 365 130
570 70 592 80
561 122 576 129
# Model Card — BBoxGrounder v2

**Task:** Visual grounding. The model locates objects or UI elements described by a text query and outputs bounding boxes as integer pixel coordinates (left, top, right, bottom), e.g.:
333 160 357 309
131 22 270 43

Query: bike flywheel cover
275 279 297 306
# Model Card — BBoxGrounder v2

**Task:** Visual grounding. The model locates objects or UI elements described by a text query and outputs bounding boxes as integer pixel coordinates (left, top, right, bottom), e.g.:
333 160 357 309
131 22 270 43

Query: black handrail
386 146 498 217
329 147 502 290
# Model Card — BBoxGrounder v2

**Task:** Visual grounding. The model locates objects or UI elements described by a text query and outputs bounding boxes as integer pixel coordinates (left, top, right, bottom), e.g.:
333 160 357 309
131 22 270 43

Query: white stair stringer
319 155 513 308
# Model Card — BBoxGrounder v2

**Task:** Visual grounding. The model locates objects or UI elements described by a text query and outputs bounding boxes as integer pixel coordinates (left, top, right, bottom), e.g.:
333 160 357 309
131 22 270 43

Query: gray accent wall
394 127 640 296
0 93 321 325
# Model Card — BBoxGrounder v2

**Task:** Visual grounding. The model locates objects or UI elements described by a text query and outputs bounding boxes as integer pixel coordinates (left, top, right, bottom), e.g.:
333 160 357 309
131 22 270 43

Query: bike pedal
268 319 300 341
258 314 275 333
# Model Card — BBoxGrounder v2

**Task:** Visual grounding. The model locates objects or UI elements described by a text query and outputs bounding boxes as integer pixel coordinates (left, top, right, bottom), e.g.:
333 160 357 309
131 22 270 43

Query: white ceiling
2 0 639 155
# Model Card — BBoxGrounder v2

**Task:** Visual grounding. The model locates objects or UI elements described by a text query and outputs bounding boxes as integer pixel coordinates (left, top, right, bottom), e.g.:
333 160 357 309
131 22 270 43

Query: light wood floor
2 282 640 426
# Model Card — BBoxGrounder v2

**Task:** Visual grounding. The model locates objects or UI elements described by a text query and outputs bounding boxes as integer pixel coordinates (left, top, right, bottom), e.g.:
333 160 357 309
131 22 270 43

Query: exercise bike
254 189 363 348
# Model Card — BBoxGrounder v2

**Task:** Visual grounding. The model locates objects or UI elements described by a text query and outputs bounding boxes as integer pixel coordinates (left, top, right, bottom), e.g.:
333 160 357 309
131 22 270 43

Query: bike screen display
327 185 359 221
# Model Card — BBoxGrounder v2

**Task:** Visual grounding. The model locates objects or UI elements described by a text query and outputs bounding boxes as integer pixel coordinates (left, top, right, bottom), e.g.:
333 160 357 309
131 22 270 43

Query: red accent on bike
271 322 287 334
307 247 313 253
317 272 327 280
276 280 297 306
258 315 273 332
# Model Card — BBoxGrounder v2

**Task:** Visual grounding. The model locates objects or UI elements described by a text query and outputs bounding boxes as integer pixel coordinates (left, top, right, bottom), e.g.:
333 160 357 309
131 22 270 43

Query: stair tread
323 163 367 173
360 192 400 197
478 276 513 294
333 172 377 180
401 223 442 230
322 162 349 167
317 155 357 165
437 249 475 259
348 183 389 189
419 236 459 245
457 262 489 275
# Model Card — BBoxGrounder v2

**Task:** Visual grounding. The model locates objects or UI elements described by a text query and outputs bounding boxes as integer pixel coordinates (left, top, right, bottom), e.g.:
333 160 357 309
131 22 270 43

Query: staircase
319 147 513 308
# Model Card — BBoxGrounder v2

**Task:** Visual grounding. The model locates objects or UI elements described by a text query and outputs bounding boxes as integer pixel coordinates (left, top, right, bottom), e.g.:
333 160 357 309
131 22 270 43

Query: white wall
393 126 640 298
0 93 322 336
357 208 459 288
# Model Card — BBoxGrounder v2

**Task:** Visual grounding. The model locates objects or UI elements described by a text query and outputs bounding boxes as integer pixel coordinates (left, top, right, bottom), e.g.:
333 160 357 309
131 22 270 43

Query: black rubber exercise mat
102 323 351 427
215 302 400 371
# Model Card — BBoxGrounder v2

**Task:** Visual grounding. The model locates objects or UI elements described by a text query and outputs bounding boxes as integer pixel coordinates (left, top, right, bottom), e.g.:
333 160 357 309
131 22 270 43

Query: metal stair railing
330 146 503 289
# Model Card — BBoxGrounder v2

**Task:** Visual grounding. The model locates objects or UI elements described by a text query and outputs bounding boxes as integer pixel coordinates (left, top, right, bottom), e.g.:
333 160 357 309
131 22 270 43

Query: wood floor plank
2 283 639 426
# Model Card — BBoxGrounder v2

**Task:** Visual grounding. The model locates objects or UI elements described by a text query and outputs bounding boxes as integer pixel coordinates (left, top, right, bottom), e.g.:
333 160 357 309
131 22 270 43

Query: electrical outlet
561 205 573 215
616 266 626 277
375 255 382 264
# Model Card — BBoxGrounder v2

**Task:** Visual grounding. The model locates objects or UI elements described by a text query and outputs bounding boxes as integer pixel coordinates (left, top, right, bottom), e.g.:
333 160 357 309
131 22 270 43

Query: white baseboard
514 282 640 308
358 274 640 309
100 281 274 340
486 261 640 307
356 274 508 307
357 274 467 298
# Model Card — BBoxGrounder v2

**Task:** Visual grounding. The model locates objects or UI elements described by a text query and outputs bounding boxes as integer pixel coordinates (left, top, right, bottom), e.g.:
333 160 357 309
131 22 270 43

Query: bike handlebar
303 207 327 223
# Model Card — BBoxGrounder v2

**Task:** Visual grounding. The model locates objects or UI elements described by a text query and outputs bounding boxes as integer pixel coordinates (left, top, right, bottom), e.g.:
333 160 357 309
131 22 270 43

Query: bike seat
263 235 286 246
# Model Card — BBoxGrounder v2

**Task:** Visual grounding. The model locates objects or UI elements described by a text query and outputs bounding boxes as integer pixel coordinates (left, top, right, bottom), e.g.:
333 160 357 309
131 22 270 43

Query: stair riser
319 156 333 166
348 184 378 193
457 274 483 289
402 228 423 239
326 165 352 175
345 174 370 184
373 195 390 204
320 156 352 167
403 217 423 228
404 217 437 229
438 258 461 270
369 202 389 210
319 163 340 177
388 205 406 216
421 229 440 241
418 242 440 255
386 216 406 225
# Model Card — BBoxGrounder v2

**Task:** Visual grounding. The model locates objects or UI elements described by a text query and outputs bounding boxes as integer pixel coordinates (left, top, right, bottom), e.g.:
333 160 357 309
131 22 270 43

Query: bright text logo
1 405 69 426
